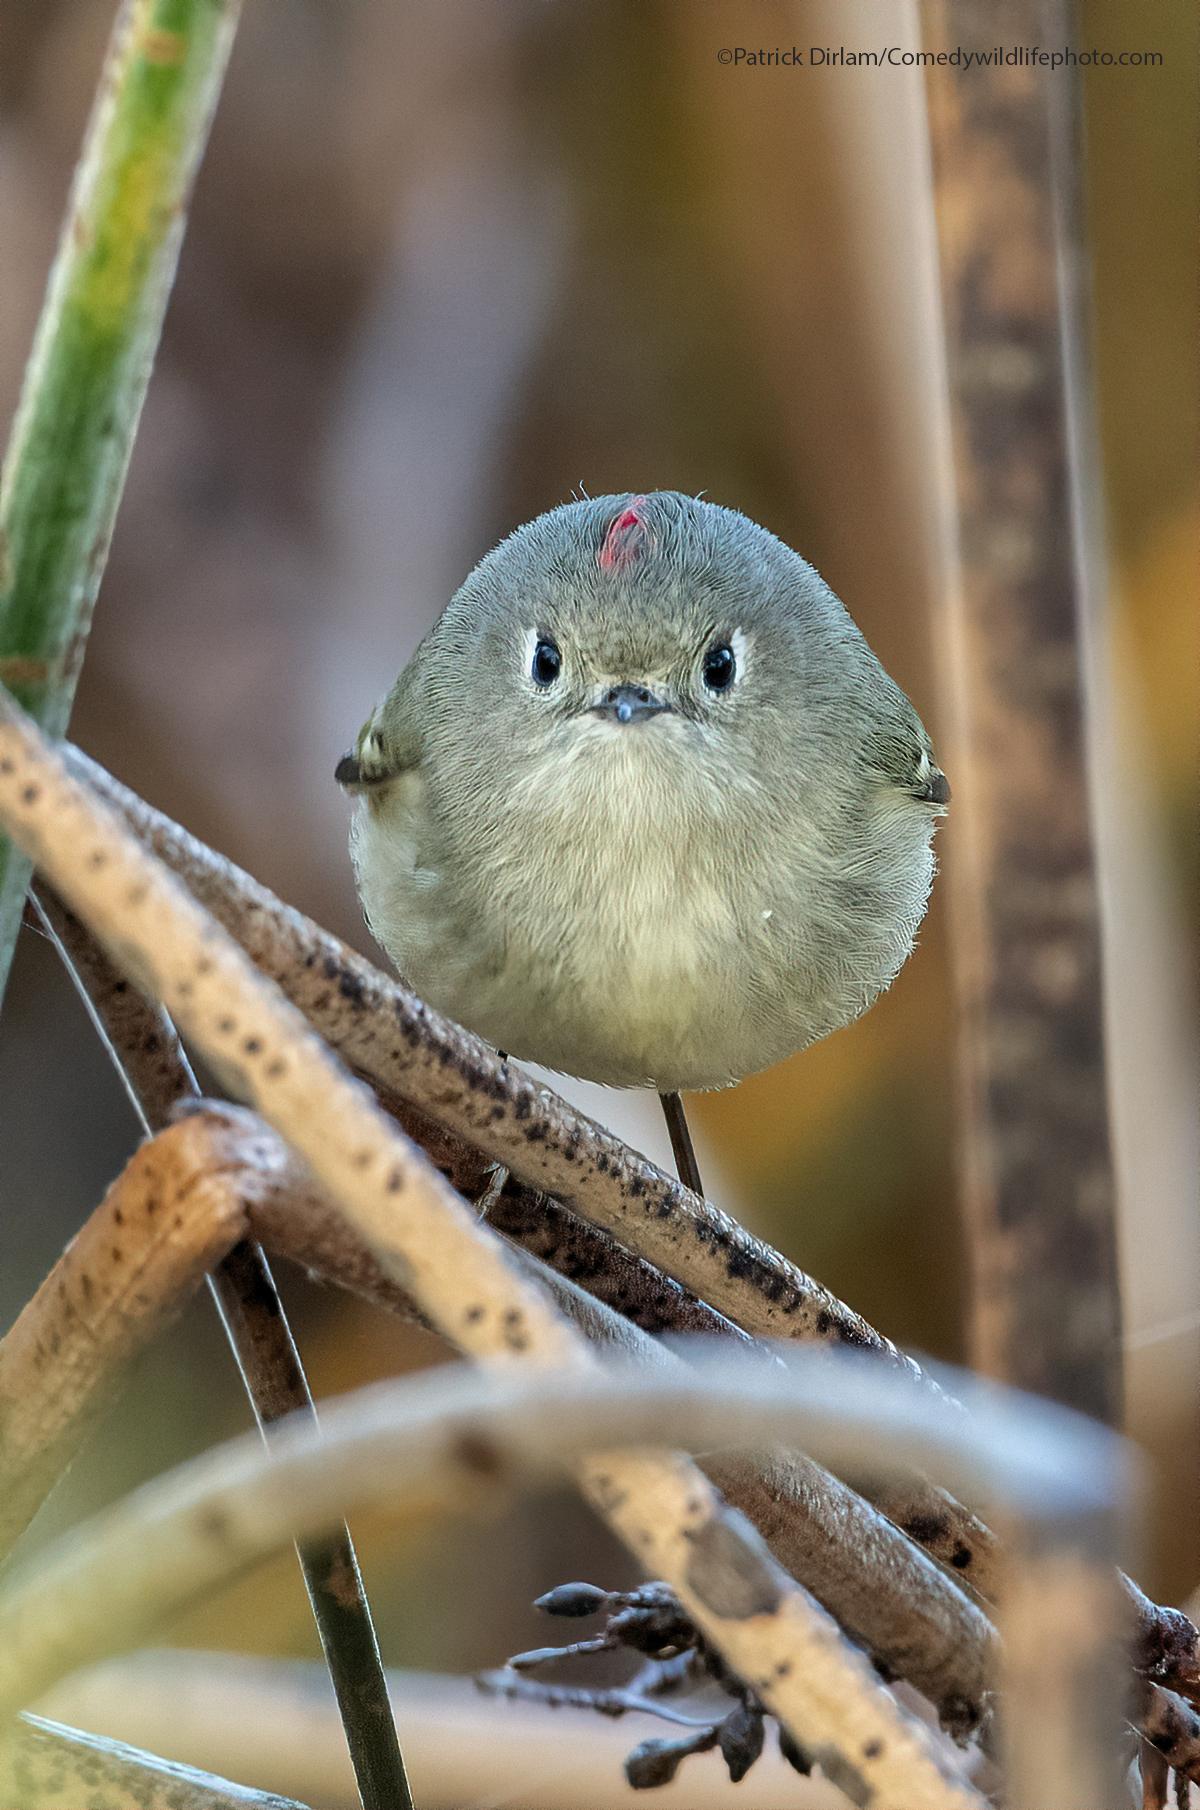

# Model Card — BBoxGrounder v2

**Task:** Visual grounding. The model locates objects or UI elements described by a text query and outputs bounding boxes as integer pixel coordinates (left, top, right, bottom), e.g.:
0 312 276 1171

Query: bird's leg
659 1092 705 1197
492 1053 705 1199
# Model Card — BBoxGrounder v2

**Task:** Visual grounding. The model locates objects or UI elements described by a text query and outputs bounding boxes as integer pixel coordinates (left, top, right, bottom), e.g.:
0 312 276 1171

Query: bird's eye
702 642 736 692
531 637 562 686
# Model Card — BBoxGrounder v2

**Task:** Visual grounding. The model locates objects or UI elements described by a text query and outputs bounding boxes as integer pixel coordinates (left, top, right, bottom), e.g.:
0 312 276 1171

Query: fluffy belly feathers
352 772 798 1087
351 765 929 1090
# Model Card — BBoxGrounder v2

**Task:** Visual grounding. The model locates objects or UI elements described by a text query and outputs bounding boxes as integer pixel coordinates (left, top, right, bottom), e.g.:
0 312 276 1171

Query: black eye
702 642 736 692
531 637 561 686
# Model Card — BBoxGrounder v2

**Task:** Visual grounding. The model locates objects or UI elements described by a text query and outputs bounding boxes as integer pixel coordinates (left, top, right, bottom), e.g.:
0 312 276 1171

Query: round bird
338 491 949 1097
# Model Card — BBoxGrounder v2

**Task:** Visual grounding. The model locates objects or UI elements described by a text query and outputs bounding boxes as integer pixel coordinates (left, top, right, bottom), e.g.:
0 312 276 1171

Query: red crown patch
597 497 654 573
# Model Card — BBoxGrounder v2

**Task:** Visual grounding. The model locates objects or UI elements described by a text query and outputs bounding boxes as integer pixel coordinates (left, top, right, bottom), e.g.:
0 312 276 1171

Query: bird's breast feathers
350 747 933 1088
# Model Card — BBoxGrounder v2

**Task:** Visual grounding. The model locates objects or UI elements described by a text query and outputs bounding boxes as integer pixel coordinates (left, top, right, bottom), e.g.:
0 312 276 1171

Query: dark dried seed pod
718 1700 765 1783
534 1582 611 1619
625 1729 716 1790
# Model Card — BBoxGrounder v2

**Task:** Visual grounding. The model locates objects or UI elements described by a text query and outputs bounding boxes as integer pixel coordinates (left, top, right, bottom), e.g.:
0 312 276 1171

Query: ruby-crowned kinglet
337 491 949 1094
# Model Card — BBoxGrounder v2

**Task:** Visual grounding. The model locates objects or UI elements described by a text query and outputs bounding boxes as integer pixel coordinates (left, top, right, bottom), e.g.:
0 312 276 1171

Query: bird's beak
927 768 951 805
589 682 673 725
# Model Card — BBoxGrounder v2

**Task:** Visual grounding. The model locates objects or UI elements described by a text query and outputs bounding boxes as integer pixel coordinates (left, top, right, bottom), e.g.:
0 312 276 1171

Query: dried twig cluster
481 1580 822 1791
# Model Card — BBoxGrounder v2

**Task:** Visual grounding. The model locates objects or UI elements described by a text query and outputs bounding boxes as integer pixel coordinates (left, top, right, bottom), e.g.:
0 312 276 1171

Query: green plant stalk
0 0 241 1005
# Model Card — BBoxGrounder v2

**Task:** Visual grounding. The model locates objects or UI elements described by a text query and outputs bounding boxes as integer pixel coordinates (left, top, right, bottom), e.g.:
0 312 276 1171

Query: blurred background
0 0 1195 1764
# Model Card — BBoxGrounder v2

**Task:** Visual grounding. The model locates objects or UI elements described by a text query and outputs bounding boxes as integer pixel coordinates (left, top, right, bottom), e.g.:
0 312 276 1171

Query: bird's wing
865 708 951 810
335 659 424 792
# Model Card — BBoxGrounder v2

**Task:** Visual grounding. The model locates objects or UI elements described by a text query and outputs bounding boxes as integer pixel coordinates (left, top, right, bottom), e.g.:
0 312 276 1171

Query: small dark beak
590 683 672 725
922 768 951 805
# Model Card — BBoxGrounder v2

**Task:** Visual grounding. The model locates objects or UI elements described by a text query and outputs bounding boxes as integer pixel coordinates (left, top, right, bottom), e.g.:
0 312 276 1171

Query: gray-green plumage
341 491 947 1091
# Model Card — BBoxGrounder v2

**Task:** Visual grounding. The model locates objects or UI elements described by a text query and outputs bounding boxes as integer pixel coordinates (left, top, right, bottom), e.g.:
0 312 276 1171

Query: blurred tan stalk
42 1653 842 1810
922 0 1122 1423
0 1710 310 1810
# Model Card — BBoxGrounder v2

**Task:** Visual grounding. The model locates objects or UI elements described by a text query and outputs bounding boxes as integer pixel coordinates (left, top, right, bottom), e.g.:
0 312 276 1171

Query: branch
0 1712 310 1810
365 1100 755 1350
0 0 241 1001
0 695 980 1809
27 893 998 1737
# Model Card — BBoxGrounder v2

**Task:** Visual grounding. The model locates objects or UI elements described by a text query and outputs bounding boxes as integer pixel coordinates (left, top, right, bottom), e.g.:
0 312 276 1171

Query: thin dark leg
659 1091 705 1197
